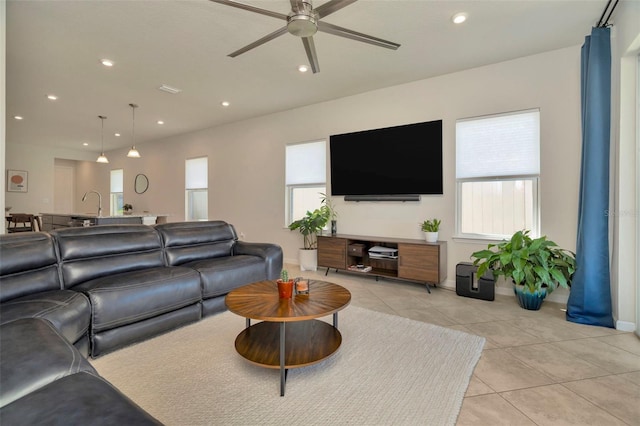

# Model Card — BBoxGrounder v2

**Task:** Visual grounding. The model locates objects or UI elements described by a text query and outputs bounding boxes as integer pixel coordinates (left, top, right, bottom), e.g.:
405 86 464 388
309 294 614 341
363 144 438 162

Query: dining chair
7 213 35 233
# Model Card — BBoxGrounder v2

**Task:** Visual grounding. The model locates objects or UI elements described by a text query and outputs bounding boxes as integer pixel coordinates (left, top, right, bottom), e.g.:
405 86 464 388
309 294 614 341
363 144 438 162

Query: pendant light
96 115 109 163
127 103 141 158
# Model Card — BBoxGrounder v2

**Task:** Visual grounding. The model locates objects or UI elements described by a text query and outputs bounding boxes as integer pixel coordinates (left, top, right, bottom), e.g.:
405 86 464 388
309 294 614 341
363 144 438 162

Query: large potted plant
288 207 330 271
470 230 576 310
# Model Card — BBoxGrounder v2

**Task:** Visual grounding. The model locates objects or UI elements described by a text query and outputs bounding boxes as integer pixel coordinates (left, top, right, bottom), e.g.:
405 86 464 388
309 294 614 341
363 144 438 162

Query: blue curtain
566 27 614 328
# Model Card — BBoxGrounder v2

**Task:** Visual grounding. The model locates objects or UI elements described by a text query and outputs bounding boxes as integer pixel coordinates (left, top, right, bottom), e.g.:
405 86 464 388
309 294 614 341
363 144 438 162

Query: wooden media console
317 234 447 291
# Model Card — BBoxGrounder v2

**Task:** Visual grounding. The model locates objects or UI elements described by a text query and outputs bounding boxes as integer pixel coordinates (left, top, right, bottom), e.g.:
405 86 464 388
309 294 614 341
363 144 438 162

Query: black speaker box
456 262 495 301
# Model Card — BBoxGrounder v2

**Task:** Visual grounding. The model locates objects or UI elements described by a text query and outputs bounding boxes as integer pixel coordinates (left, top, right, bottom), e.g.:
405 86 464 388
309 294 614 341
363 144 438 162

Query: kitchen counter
40 213 169 231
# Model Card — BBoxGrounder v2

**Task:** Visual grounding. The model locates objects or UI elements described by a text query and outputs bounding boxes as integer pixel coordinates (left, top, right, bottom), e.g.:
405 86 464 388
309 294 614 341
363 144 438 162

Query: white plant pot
424 232 438 243
299 248 318 271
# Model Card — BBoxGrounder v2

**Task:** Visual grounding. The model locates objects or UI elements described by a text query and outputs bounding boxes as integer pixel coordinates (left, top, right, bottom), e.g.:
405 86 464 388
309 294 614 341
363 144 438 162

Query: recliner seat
0 232 91 355
156 221 282 316
51 225 202 357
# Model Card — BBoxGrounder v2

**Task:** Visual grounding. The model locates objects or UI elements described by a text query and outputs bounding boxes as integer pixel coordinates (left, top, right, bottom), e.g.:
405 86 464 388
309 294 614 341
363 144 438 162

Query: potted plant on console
320 192 338 236
421 218 441 243
470 230 576 310
123 204 133 215
288 207 330 271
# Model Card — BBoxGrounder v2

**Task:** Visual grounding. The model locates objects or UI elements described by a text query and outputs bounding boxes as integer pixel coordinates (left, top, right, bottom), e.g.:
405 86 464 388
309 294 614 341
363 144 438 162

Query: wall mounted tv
329 119 443 201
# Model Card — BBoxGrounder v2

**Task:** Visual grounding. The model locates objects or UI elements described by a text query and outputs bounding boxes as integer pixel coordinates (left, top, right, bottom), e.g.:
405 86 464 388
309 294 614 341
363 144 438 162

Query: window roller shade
456 110 540 179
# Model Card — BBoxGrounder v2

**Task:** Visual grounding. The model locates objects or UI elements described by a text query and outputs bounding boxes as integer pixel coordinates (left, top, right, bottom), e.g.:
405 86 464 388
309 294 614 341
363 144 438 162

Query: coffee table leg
280 322 286 396
333 312 338 328
246 318 251 328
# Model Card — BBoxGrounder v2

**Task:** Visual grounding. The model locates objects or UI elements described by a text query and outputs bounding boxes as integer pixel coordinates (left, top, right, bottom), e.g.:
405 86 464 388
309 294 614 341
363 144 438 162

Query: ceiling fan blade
318 21 400 50
209 0 288 20
228 26 288 57
314 0 359 19
302 37 320 73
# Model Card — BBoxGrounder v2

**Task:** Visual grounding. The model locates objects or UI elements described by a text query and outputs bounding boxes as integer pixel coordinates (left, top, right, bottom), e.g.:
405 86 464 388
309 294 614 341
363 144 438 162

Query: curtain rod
597 0 620 27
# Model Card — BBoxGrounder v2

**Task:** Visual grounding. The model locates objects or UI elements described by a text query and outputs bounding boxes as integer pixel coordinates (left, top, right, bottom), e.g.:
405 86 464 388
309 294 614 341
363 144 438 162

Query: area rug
91 306 485 425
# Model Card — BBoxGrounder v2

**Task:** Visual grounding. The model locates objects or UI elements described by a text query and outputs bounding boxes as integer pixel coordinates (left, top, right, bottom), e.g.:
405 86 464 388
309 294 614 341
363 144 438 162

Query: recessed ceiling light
101 59 114 67
452 12 467 24
221 101 230 107
14 116 23 120
47 94 58 100
83 142 89 146
298 65 309 73
114 133 121 137
157 120 164 125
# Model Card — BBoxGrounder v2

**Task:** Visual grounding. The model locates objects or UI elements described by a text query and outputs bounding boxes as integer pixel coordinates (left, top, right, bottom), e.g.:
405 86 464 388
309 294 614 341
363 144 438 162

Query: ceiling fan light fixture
287 14 318 37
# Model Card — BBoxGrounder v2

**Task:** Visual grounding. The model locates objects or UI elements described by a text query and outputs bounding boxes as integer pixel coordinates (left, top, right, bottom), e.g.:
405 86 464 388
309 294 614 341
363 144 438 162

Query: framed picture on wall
7 170 28 192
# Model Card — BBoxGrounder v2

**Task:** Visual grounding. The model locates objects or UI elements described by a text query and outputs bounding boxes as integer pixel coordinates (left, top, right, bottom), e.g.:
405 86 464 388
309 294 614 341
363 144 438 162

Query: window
456 109 540 239
185 157 208 221
110 169 123 215
285 140 326 225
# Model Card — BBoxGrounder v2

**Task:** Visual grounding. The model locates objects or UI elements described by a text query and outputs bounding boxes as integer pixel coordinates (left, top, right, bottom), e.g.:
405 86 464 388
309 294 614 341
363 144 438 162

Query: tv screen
330 120 443 198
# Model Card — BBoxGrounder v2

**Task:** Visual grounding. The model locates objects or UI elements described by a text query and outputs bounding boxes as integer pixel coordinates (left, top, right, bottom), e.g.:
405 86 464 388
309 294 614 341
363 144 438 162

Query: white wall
610 0 640 332
1 0 6 234
4 143 95 214
67 46 583 304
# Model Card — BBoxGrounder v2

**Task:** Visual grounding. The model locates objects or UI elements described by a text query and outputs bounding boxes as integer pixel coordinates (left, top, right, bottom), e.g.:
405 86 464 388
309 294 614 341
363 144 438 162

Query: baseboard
614 320 636 332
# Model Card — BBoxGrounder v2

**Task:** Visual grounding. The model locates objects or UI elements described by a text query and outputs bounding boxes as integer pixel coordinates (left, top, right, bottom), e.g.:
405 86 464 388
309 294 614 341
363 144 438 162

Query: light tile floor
287 265 640 425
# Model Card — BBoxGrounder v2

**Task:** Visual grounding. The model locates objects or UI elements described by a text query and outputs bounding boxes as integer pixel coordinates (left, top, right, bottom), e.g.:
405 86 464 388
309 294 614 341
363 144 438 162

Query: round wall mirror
135 174 149 194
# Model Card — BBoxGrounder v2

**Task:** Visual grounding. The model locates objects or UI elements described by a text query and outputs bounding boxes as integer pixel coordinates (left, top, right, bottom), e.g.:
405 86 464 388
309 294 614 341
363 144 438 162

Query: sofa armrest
233 241 283 280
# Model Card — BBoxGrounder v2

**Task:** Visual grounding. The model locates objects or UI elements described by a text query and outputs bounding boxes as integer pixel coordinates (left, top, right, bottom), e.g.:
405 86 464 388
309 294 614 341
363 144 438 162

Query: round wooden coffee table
225 280 351 396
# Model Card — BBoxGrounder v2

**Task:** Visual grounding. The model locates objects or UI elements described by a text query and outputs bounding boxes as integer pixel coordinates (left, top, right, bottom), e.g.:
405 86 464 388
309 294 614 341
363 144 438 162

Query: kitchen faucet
81 190 102 217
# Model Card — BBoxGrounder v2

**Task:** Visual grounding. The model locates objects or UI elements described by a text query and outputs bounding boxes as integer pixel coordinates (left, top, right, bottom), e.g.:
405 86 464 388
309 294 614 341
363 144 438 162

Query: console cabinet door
397 243 439 283
317 237 347 270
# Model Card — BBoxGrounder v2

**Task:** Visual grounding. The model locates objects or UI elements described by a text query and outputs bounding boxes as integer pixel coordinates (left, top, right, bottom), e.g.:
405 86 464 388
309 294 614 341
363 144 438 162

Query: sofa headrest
155 221 237 247
0 232 58 276
51 225 162 261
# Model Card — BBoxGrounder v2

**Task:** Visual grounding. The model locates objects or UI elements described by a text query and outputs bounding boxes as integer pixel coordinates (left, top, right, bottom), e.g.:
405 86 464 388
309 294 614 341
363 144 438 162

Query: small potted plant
276 269 294 299
421 218 441 243
288 207 330 271
320 192 338 235
470 230 576 310
123 204 133 215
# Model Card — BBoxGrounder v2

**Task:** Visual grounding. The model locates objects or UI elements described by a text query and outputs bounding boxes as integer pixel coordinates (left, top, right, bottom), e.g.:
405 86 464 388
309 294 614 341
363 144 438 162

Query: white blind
286 140 326 185
186 157 208 189
456 109 540 179
110 169 123 192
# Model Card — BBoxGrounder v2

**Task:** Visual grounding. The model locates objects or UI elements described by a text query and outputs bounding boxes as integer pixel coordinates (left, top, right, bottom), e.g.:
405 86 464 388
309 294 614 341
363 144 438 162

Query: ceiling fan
210 0 400 73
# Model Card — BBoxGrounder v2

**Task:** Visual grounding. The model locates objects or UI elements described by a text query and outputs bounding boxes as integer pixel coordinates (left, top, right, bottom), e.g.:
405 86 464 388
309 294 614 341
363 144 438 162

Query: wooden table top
225 280 351 322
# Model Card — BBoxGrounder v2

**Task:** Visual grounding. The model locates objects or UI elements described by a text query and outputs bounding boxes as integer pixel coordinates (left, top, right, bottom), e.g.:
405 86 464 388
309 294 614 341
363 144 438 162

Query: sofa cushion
0 290 91 344
0 318 97 408
155 220 236 266
186 255 266 298
51 225 165 289
0 232 61 302
73 266 201 333
0 371 162 426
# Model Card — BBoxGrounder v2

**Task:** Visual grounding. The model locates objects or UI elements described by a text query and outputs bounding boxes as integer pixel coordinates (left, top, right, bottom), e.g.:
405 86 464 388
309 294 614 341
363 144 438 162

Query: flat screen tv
330 120 443 200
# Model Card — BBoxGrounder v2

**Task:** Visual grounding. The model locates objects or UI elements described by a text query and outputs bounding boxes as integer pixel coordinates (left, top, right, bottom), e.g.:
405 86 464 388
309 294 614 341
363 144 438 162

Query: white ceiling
6 0 606 152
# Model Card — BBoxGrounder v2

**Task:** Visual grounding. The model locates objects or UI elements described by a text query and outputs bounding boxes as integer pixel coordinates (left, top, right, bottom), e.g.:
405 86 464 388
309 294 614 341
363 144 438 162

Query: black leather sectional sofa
0 221 282 424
